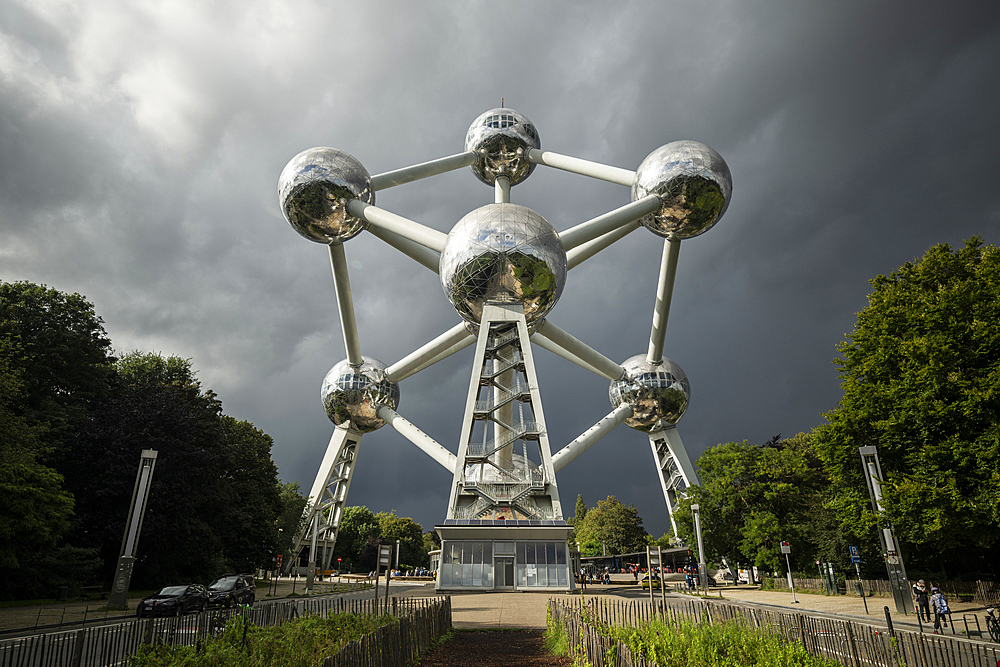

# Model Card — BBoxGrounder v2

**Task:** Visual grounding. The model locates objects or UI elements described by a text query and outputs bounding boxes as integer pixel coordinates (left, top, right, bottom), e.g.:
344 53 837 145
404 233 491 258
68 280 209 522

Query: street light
691 504 707 596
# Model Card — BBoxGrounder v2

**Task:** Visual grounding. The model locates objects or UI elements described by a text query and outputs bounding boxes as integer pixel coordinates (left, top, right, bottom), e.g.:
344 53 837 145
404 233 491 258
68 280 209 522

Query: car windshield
210 578 236 591
156 586 187 597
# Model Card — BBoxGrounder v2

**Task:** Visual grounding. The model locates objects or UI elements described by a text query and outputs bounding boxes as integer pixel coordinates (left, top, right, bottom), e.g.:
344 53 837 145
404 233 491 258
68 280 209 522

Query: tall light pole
691 504 707 595
860 446 914 614
107 450 157 610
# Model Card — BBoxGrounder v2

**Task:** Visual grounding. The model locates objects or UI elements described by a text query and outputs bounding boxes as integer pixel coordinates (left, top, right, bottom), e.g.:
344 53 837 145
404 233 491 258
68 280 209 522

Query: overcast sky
2 1 999 538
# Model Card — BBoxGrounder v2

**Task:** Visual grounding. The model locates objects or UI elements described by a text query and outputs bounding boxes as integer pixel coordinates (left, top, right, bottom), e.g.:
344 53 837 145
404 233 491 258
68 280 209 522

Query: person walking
930 586 950 633
912 579 931 623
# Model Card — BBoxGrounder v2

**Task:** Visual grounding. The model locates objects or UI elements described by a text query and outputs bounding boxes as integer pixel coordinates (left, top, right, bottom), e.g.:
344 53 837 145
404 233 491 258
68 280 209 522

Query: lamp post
859 446 914 614
691 504 707 596
107 450 157 611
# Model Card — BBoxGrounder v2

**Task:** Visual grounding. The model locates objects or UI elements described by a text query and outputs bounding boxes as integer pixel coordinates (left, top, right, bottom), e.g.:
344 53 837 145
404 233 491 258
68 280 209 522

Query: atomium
631 140 732 239
609 355 691 433
279 147 374 244
465 108 541 187
439 203 565 326
320 357 399 433
282 106 734 584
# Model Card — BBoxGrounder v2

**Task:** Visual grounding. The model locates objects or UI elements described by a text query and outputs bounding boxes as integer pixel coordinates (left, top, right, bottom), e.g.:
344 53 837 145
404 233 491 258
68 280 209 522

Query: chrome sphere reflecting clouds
465 108 541 186
321 357 399 433
440 203 566 326
610 355 690 432
279 148 374 244
631 141 732 239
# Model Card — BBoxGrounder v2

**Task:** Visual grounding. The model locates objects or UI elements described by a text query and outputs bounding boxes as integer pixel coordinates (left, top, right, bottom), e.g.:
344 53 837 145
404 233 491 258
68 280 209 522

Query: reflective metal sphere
631 141 732 239
278 147 374 244
440 203 566 326
609 355 690 432
321 357 399 433
464 108 540 186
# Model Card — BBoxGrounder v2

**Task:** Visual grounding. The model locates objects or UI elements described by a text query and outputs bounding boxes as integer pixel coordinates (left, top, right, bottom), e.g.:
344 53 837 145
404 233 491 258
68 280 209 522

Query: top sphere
464 108 541 186
278 147 374 244
631 141 732 239
609 355 691 432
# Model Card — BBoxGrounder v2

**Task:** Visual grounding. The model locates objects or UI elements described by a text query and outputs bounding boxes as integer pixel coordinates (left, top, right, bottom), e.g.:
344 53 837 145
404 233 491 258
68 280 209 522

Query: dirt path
417 630 570 667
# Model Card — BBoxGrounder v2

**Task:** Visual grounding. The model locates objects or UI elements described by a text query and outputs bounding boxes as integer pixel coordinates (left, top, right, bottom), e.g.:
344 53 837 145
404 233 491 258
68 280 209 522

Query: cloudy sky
2 1 999 538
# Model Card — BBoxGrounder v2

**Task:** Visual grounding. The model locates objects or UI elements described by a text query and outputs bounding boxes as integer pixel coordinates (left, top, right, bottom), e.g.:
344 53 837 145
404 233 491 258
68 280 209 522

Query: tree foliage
0 281 113 450
573 495 649 556
814 238 1000 577
675 434 830 572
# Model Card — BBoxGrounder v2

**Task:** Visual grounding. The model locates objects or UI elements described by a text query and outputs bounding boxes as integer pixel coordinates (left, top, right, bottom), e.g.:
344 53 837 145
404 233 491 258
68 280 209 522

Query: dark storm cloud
1 0 998 536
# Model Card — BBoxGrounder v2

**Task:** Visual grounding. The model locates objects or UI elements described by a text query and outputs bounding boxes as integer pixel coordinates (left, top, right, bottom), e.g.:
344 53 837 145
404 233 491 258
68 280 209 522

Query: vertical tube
329 243 364 367
495 176 510 204
647 238 681 364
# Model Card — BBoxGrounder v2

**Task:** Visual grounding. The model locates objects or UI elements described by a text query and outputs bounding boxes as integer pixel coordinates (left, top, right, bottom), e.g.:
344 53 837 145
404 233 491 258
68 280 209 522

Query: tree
0 350 78 599
574 494 587 525
376 512 425 569
573 495 649 556
814 238 1000 577
0 281 113 451
277 482 308 560
59 352 230 586
675 434 830 572
215 416 284 572
333 506 380 570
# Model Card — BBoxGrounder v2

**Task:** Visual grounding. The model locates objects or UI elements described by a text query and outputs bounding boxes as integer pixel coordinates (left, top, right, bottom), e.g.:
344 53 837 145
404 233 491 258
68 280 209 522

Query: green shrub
129 611 395 667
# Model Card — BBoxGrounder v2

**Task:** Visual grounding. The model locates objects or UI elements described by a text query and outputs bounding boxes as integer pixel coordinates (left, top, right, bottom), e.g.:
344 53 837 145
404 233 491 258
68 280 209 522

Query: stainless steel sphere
464 108 540 186
278 147 374 244
631 141 732 239
440 203 566 326
321 357 399 433
609 355 690 432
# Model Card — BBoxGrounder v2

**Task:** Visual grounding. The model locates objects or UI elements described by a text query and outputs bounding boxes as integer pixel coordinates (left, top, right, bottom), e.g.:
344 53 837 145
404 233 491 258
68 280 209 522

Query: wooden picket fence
548 595 1000 667
0 595 451 667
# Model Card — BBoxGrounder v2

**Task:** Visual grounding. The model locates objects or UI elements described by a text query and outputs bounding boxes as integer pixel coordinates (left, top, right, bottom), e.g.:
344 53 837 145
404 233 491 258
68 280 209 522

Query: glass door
494 558 515 589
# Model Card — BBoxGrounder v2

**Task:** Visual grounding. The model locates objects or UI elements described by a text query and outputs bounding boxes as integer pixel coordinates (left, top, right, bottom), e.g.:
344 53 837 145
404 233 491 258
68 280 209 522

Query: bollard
884 606 895 637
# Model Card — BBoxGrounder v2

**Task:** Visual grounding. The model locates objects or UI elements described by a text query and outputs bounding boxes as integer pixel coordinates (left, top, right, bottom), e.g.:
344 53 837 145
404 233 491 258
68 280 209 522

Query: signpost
780 541 798 604
849 545 869 614
691 504 708 596
379 544 393 601
646 546 665 602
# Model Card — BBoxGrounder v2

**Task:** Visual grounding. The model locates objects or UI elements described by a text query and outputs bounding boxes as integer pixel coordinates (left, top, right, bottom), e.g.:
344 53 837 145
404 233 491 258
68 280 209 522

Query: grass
547 614 842 667
129 610 397 667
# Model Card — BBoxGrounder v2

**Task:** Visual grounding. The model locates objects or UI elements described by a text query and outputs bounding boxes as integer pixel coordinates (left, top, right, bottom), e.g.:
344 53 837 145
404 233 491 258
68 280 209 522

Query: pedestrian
930 586 950 633
912 579 930 623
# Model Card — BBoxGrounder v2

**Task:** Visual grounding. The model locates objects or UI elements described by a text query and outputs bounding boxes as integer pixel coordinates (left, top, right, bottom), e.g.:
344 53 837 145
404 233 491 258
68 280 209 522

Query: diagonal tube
552 404 633 472
328 243 363 367
527 148 636 186
366 224 440 273
646 237 681 364
386 323 475 381
567 220 642 270
377 405 457 472
346 200 448 253
559 195 661 252
370 151 477 191
531 319 625 381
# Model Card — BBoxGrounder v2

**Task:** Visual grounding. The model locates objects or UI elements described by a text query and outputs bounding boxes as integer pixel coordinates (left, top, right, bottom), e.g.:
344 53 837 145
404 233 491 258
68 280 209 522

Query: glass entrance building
435 520 574 591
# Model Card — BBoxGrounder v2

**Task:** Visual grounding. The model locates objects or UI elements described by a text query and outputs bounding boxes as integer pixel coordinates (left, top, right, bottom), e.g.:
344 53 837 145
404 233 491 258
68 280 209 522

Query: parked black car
136 584 208 617
206 573 256 608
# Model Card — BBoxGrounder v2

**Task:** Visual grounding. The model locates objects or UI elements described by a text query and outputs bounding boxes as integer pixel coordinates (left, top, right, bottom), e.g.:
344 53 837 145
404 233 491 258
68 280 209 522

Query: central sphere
440 203 566 326
609 355 691 432
321 357 399 433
